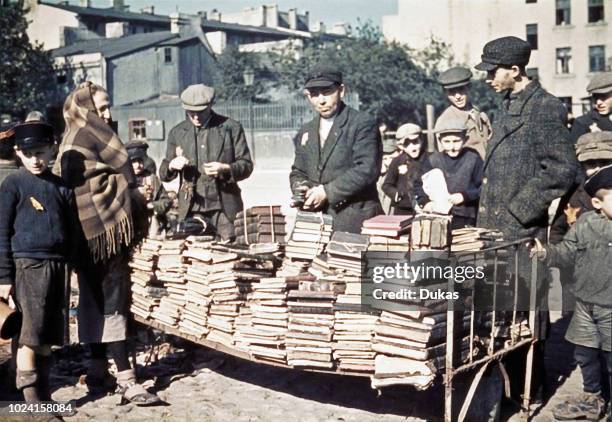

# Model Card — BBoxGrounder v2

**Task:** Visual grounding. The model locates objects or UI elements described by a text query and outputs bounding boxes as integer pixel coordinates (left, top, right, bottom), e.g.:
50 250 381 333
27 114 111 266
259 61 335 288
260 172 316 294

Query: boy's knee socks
16 369 40 403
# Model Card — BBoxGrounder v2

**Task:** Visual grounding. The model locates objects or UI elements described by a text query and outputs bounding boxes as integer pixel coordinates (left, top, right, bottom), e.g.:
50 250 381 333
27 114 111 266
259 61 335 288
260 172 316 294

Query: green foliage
213 45 267 102
0 2 57 118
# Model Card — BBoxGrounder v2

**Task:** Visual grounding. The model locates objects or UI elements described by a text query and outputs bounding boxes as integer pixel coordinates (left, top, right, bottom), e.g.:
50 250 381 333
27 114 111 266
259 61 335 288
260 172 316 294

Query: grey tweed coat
477 81 577 242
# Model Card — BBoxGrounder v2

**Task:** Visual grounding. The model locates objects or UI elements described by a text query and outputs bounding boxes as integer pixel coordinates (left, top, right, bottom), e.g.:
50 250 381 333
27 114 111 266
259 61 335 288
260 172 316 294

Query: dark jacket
570 110 612 143
135 170 171 217
429 149 483 220
477 81 577 241
549 183 593 244
0 162 18 186
0 169 76 285
159 112 253 222
382 152 430 214
546 211 612 307
290 103 383 233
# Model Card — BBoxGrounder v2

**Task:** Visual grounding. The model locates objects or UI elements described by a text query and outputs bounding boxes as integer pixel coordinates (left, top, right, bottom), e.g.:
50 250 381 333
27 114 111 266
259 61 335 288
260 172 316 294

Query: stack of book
367 235 410 252
232 304 253 352
325 232 369 275
151 240 187 327
371 310 469 390
234 205 286 245
333 311 378 372
285 211 333 260
361 215 412 237
411 215 451 249
286 290 336 368
241 277 297 363
129 239 164 319
179 240 214 338
451 227 504 252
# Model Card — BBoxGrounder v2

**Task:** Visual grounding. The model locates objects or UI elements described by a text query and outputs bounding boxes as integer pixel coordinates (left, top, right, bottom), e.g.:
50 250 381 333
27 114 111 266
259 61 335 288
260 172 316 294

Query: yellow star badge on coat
29 197 45 212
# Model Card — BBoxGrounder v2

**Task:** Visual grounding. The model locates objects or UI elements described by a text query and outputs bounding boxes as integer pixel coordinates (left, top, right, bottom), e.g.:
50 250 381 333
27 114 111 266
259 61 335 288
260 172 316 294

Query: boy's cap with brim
475 36 531 72
584 163 612 197
576 131 612 162
14 122 54 149
304 65 343 90
125 140 149 161
586 72 612 95
434 114 467 134
180 84 215 111
395 123 422 140
439 67 473 89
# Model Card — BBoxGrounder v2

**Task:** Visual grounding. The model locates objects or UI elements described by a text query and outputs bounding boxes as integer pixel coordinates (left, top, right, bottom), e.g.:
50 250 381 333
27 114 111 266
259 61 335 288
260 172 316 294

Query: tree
213 45 268 102
0 2 57 118
273 22 447 128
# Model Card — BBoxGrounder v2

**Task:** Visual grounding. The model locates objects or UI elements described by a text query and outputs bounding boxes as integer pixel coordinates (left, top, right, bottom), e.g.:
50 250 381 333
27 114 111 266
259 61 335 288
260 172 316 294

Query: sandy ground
0 164 603 421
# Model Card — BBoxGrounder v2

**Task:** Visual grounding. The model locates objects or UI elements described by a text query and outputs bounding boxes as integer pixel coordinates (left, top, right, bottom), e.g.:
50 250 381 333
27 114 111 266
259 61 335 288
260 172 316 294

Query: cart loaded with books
130 206 540 421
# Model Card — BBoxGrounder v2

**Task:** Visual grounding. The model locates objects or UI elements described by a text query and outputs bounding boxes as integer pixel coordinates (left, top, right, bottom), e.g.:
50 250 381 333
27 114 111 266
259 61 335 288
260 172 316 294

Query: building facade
383 0 611 115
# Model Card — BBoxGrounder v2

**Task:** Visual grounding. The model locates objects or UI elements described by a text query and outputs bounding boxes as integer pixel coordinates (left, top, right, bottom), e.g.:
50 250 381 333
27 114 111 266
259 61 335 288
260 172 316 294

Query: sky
76 0 398 28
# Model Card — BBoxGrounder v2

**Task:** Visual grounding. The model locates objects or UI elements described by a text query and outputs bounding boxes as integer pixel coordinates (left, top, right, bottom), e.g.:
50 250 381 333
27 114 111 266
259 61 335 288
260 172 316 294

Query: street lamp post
243 68 255 161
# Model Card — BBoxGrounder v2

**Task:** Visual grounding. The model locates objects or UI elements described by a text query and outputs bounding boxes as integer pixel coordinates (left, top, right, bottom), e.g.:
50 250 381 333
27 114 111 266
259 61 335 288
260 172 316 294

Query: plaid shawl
53 84 140 262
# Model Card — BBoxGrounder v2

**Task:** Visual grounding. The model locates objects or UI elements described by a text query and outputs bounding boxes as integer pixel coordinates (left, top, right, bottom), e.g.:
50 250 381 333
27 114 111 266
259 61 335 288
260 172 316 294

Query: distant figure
437 66 492 159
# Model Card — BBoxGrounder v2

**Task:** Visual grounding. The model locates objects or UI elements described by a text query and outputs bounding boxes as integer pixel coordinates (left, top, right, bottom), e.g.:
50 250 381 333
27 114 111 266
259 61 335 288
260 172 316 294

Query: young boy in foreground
0 122 75 405
532 164 612 421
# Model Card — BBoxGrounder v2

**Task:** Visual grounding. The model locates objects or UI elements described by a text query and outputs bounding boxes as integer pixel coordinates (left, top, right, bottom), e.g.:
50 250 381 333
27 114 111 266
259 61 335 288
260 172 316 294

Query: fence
214 92 360 131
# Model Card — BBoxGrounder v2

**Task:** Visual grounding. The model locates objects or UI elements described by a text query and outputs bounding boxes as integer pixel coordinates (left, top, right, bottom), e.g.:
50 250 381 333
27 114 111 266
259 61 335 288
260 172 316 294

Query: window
556 47 572 74
526 68 539 80
526 24 538 50
129 119 147 140
526 0 537 3
556 0 571 25
588 0 604 23
164 47 172 63
589 45 606 72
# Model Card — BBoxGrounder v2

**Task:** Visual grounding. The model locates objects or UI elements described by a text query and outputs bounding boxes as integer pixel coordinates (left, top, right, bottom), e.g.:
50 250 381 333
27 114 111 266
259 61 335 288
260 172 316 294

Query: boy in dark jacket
425 114 483 230
533 164 612 421
382 123 430 215
126 141 171 236
0 122 75 404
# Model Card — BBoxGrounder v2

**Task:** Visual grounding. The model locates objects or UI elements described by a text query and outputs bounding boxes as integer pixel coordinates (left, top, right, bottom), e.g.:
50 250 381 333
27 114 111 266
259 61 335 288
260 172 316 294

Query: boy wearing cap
0 122 75 405
160 83 253 240
425 115 483 230
126 141 171 236
382 123 430 215
437 66 492 159
532 164 612 421
571 72 612 142
290 64 383 233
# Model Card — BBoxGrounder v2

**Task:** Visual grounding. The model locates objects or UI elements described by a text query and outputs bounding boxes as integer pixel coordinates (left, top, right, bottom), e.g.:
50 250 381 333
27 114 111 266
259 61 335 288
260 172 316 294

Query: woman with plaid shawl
54 82 161 406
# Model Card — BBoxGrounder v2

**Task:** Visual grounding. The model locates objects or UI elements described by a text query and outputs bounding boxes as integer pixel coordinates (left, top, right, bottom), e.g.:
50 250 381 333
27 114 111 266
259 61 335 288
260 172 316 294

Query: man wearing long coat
290 66 383 233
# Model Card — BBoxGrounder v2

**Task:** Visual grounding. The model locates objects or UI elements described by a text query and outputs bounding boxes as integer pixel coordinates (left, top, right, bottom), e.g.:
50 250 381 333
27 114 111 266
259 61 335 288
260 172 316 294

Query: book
235 206 282 218
362 215 413 229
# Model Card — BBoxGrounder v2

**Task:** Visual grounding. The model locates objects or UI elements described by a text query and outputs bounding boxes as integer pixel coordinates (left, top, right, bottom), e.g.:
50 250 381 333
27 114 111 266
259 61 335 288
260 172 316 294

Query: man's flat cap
180 84 215 111
305 65 342 89
125 140 149 161
438 67 472 89
576 131 612 162
396 123 422 140
434 113 467 134
584 163 612 197
475 36 531 71
14 122 54 149
586 72 612 95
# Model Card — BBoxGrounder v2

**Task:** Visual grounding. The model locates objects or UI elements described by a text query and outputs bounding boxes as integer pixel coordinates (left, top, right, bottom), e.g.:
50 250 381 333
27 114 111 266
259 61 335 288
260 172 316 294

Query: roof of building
51 31 200 59
41 1 171 25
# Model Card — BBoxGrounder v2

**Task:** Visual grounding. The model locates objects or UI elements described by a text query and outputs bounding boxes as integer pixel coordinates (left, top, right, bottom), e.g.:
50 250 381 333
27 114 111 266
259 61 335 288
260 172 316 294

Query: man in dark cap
474 35 577 405
437 66 491 159
159 83 253 240
290 65 383 232
570 72 612 142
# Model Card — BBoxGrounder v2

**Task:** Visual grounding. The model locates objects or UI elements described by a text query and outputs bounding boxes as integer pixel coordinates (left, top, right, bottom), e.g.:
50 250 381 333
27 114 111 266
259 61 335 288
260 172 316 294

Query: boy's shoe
553 392 606 421
116 369 162 407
